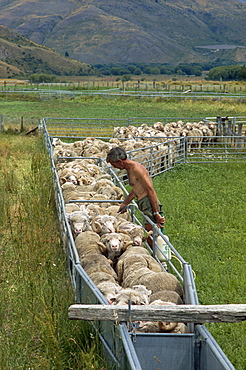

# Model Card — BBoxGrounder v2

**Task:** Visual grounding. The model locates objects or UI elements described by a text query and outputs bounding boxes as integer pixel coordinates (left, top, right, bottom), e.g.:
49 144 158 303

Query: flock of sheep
52 119 215 334
53 119 217 180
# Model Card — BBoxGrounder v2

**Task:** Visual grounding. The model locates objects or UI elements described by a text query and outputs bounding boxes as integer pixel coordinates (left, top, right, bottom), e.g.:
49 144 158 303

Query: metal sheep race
42 116 246 370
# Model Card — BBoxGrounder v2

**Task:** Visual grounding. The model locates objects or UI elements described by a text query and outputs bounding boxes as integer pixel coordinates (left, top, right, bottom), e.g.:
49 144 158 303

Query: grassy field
0 134 106 370
154 163 246 370
0 95 246 125
0 95 245 369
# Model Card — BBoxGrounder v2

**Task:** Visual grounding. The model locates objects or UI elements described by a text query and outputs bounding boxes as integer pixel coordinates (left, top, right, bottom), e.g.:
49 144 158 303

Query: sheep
75 230 107 259
118 253 163 287
53 145 77 162
89 271 118 287
116 249 183 297
128 269 184 298
81 253 118 280
97 281 122 304
67 210 91 237
52 138 75 148
85 203 105 219
181 128 203 151
116 221 151 246
111 285 152 306
137 300 188 334
96 184 124 200
65 203 80 215
62 189 96 203
99 233 133 263
59 170 79 185
106 205 132 222
90 214 118 236
149 290 183 305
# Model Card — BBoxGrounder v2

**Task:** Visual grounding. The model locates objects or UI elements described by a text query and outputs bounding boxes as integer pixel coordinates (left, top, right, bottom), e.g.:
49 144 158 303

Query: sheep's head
91 215 117 235
129 226 145 246
68 211 90 235
112 288 150 305
100 233 123 253
97 282 121 304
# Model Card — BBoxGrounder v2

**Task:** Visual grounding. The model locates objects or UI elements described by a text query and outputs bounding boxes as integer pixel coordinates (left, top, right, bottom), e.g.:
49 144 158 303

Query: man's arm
135 166 165 226
118 189 136 213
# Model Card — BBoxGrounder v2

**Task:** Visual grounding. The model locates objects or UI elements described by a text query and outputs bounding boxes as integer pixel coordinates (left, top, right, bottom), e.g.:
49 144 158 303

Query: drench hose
156 204 171 262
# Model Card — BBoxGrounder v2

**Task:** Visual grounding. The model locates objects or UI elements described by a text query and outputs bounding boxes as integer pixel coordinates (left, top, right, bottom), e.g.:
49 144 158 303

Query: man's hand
118 204 128 214
155 213 165 228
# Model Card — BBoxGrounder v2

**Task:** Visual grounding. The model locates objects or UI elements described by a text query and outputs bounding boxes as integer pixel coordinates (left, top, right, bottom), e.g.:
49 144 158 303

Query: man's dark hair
106 147 127 162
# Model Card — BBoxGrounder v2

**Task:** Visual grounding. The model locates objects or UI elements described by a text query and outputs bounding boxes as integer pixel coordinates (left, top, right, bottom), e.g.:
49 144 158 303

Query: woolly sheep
97 281 122 304
118 253 163 287
89 271 118 287
149 290 183 305
116 221 151 246
75 230 107 259
137 300 187 334
91 214 118 235
112 285 151 306
81 253 118 280
67 210 91 237
99 233 132 263
128 269 184 298
65 203 80 215
106 205 132 222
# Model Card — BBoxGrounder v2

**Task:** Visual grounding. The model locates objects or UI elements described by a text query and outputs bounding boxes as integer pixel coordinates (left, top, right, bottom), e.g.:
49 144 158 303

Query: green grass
0 95 246 120
0 134 106 370
0 96 245 369
153 163 246 370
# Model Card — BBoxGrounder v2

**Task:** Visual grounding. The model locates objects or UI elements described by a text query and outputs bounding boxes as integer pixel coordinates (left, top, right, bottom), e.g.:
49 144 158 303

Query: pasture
0 94 245 369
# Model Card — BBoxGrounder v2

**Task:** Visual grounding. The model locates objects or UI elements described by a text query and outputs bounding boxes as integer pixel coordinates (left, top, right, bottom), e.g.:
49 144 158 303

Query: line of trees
27 64 246 82
207 65 246 81
91 62 246 81
93 63 203 77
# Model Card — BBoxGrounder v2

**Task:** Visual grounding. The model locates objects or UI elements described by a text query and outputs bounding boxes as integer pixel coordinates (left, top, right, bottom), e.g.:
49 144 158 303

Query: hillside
0 0 246 65
0 26 94 78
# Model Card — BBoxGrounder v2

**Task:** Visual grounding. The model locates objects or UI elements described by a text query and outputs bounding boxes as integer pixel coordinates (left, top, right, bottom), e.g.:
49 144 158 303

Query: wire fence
1 88 246 102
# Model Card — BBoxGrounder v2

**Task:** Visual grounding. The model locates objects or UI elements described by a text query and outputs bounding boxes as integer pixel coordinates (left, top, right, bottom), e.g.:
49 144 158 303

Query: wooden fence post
0 115 4 132
20 116 24 132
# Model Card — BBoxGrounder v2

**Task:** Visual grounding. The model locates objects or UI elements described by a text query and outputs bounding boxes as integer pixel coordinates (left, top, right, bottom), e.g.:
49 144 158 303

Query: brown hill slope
0 0 246 65
0 25 94 78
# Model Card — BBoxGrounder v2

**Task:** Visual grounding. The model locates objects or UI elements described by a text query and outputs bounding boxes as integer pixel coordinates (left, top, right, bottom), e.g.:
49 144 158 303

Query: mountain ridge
0 25 94 78
0 0 246 65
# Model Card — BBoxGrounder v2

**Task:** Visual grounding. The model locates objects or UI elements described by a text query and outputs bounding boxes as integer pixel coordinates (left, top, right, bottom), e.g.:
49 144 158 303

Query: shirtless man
106 147 165 240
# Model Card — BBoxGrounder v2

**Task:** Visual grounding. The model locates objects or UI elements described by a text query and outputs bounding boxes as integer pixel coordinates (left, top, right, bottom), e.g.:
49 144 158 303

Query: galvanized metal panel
196 325 236 370
132 333 195 370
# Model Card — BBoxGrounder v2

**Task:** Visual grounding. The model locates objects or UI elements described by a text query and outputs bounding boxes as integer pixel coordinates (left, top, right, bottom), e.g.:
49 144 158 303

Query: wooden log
68 304 246 324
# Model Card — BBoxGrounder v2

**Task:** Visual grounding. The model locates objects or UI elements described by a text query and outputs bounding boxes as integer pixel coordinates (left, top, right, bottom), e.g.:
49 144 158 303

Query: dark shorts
137 195 160 224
